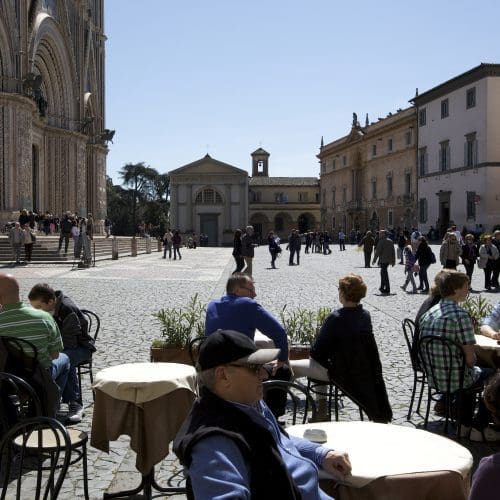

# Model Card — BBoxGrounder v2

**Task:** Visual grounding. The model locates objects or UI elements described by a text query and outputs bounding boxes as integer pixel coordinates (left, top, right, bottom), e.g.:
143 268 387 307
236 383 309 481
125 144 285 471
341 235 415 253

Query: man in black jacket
28 283 95 423
174 330 351 499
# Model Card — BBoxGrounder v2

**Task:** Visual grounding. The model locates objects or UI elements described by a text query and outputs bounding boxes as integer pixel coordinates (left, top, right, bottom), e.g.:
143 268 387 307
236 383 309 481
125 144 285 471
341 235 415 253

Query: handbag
31 231 36 243
411 264 420 273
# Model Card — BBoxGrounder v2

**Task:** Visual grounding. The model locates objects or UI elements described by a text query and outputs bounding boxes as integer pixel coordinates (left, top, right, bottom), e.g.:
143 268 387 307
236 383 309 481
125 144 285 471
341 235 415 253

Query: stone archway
369 211 379 231
249 212 269 243
298 212 316 233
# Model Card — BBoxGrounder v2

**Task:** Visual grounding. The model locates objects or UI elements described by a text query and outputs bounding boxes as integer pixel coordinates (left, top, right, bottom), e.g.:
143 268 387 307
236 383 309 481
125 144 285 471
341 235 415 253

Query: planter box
150 346 192 365
289 345 311 360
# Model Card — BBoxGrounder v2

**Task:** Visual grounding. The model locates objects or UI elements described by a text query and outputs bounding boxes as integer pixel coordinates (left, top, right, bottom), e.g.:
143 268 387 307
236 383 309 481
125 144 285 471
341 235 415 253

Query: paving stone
4 244 499 498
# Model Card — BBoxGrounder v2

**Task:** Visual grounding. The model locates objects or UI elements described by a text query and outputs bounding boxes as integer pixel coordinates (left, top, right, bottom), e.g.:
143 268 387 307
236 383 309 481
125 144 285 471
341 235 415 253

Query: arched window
195 188 223 205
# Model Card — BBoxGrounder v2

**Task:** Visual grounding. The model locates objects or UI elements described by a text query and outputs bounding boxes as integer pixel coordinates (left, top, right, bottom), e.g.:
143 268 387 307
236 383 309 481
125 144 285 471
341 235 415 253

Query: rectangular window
342 187 347 203
331 189 336 206
386 176 393 197
251 191 261 202
321 162 326 174
343 156 347 166
466 87 476 109
466 191 476 219
405 173 411 195
332 217 336 230
274 192 284 203
332 159 336 169
464 132 477 167
315 192 319 202
419 108 426 126
405 130 412 146
419 198 428 223
440 141 450 171
441 98 449 119
371 180 377 199
298 192 308 202
388 139 393 152
418 147 427 176
372 144 377 157
387 210 393 227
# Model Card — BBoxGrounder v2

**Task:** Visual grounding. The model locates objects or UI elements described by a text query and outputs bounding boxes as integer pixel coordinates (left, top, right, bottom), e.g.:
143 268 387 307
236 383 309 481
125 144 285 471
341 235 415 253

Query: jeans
11 243 22 262
364 250 372 267
418 264 430 291
50 353 70 399
62 346 92 403
269 250 277 268
380 263 390 293
339 240 345 251
163 242 172 258
403 268 417 291
58 232 71 253
173 245 182 260
233 255 245 273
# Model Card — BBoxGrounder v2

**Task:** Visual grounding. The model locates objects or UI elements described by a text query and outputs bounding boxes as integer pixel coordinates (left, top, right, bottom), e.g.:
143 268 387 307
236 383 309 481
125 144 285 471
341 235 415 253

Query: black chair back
188 336 205 367
0 416 71 500
402 318 421 371
262 380 317 425
0 336 59 417
81 309 100 341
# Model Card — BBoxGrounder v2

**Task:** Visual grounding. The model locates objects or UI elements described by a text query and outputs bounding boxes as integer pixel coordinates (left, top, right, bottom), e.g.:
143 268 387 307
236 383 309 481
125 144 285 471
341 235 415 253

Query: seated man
419 271 498 441
174 330 351 499
205 273 289 364
205 273 291 416
28 283 95 423
480 301 500 340
0 273 70 415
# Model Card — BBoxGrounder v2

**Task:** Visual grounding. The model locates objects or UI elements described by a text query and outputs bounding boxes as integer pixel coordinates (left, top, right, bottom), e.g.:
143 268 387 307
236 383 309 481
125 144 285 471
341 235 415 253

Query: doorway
437 191 451 238
199 214 218 246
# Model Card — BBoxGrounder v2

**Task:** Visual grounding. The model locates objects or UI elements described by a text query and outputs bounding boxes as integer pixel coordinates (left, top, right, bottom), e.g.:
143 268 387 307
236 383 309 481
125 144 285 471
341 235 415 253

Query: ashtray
303 428 327 443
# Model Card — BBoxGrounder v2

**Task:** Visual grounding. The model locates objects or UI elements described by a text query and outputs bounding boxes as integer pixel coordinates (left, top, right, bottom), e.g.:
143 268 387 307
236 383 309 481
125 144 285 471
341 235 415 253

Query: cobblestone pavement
3 244 499 498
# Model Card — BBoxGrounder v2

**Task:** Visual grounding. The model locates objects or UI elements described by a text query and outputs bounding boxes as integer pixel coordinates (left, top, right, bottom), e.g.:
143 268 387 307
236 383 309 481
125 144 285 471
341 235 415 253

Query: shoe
458 425 471 438
470 426 500 442
409 289 418 294
400 286 406 291
66 401 84 424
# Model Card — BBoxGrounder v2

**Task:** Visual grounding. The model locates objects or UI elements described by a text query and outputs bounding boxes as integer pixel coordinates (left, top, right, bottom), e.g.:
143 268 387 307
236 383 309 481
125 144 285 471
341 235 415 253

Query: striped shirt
419 298 480 392
0 302 64 368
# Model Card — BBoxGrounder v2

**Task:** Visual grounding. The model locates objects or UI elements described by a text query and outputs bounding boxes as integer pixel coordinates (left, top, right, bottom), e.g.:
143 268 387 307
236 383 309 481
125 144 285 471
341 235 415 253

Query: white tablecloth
287 421 472 488
475 334 500 353
93 362 197 404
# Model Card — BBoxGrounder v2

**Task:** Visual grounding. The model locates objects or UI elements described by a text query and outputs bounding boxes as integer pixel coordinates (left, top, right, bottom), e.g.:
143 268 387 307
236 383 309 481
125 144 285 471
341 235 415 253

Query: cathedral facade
0 0 108 226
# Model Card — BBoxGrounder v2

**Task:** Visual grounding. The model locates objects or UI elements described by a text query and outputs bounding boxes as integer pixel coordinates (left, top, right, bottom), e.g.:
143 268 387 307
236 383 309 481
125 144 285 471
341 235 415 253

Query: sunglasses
226 363 265 374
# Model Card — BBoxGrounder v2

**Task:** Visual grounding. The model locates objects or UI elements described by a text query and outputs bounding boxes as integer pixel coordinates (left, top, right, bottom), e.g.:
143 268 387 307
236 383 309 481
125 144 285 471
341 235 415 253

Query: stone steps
0 235 162 263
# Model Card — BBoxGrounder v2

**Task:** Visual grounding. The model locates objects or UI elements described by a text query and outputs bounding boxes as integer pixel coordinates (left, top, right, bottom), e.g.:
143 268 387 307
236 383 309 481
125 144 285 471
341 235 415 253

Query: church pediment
169 154 248 177
345 127 365 144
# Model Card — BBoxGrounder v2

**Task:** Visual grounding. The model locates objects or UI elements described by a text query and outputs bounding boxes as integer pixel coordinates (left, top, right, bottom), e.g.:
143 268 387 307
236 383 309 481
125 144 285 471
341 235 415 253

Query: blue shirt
205 295 289 362
189 400 333 499
482 302 500 332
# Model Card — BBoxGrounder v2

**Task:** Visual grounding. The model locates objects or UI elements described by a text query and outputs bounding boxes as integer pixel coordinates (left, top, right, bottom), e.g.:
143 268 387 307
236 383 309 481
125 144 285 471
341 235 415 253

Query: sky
104 0 500 184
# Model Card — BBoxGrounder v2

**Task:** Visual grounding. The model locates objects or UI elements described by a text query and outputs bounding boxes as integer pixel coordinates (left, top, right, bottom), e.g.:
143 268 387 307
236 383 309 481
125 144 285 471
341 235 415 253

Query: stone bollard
146 236 152 254
112 236 119 260
131 236 137 257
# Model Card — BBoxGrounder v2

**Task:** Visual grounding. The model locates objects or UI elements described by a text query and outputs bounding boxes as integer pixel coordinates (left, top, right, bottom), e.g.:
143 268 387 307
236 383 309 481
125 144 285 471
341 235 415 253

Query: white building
412 63 500 236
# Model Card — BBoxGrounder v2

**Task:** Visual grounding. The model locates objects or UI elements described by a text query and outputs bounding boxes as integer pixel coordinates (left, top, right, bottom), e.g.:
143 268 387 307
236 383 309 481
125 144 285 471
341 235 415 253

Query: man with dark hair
174 330 351 498
419 271 499 441
28 283 95 423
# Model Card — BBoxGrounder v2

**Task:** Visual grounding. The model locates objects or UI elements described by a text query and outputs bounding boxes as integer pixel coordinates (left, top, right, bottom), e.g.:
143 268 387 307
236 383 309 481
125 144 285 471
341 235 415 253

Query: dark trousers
289 249 300 265
270 250 277 268
418 264 430 291
58 232 71 253
484 262 495 289
339 240 345 251
463 263 475 283
233 256 245 273
24 243 33 261
364 250 372 267
492 260 500 287
445 259 457 269
380 263 390 293
460 368 495 428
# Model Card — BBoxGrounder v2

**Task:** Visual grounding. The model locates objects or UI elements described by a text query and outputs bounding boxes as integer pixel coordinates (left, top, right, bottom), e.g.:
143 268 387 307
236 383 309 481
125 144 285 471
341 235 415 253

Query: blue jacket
205 295 289 362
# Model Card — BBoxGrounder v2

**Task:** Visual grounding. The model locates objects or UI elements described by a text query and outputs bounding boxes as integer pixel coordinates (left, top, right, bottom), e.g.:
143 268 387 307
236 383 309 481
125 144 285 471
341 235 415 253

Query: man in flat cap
174 330 351 499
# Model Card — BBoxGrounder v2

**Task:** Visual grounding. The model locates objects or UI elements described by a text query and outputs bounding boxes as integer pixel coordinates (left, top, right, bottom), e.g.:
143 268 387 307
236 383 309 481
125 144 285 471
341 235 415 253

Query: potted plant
151 294 206 364
462 295 493 334
280 305 330 360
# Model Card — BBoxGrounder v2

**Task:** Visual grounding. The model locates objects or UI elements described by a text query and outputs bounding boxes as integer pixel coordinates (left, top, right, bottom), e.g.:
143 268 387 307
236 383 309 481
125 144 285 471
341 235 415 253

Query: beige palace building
0 1 108 225
318 109 417 233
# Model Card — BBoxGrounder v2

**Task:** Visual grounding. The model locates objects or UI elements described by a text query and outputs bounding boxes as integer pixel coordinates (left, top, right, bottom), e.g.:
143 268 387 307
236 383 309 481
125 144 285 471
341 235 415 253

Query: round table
474 334 500 368
287 421 473 500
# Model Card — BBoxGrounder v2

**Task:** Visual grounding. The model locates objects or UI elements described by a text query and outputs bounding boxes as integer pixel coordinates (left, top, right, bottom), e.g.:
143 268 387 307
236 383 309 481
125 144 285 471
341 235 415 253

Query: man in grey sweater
373 230 396 294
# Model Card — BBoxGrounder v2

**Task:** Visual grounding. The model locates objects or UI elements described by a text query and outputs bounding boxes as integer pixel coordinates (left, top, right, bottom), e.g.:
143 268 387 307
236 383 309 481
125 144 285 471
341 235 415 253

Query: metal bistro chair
263 380 317 425
0 416 72 500
188 335 206 367
418 335 482 437
76 309 101 404
402 318 427 420
0 372 90 499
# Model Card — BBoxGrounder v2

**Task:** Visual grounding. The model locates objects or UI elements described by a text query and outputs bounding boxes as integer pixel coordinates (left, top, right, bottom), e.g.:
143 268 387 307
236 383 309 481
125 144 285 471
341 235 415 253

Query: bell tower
251 148 270 177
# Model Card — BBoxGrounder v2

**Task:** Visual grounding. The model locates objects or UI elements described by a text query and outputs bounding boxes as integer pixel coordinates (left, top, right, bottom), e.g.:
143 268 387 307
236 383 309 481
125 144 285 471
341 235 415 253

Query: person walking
338 230 346 251
8 222 24 264
163 229 173 259
22 223 36 262
372 230 396 294
461 233 479 287
415 236 434 293
400 240 418 294
478 235 499 291
58 213 73 255
439 232 462 269
241 225 256 276
358 230 375 268
172 230 182 260
232 229 245 273
287 229 301 265
267 231 280 269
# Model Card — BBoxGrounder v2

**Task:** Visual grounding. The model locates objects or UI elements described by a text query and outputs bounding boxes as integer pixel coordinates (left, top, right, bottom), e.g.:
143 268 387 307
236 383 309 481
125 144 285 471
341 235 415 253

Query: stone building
411 63 500 235
318 108 417 233
169 154 249 246
248 148 320 240
0 0 109 226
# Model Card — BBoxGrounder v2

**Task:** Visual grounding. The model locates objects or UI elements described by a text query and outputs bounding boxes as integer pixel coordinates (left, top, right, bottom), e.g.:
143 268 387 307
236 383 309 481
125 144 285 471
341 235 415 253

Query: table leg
103 467 185 499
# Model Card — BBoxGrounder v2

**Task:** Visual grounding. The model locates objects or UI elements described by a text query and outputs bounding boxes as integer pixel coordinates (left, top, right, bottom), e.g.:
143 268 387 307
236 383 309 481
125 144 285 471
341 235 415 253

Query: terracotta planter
150 346 192 365
289 345 311 360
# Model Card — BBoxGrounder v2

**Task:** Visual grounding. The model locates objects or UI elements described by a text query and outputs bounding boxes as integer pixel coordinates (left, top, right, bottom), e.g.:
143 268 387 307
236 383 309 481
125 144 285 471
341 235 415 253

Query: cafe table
287 421 473 500
474 334 500 369
91 362 197 499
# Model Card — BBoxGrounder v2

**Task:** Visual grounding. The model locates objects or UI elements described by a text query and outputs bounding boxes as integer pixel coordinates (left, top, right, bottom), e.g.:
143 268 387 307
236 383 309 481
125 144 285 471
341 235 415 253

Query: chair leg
407 373 418 420
89 361 95 402
304 379 311 419
82 441 90 500
77 365 83 406
423 387 432 429
416 376 426 415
